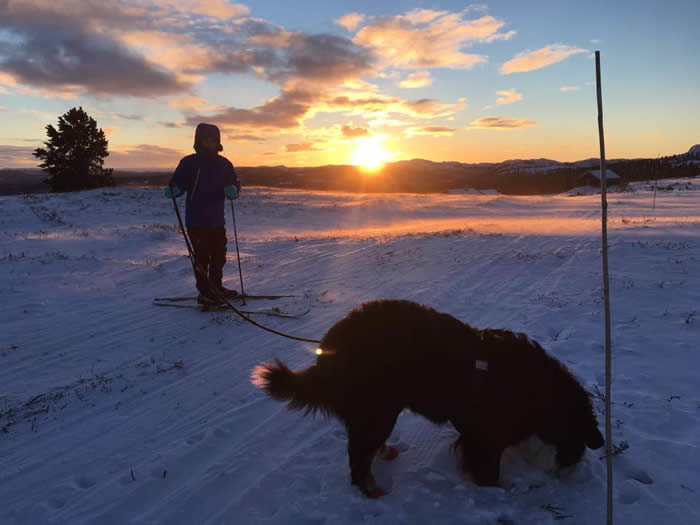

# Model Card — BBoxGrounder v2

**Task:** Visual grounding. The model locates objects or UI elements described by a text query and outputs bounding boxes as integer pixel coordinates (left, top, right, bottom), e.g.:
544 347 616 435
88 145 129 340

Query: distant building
578 169 621 187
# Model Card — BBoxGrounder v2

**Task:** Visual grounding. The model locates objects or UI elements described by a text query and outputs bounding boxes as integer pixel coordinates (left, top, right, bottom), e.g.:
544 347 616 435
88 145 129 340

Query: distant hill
230 145 699 195
1 146 698 196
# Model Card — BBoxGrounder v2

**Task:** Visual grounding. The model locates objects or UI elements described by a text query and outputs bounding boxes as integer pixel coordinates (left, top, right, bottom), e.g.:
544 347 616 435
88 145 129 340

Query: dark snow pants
187 226 227 296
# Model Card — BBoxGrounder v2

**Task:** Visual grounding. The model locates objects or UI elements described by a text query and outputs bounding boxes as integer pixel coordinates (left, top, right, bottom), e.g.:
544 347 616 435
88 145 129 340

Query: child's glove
164 185 183 198
224 185 239 200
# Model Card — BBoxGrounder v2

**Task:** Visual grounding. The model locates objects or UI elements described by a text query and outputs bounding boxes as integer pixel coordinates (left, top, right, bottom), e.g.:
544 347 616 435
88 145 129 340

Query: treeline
230 159 697 195
6 157 691 197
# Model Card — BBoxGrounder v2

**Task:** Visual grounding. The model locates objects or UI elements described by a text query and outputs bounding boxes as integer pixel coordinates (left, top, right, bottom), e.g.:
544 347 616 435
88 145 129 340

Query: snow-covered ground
1 179 699 524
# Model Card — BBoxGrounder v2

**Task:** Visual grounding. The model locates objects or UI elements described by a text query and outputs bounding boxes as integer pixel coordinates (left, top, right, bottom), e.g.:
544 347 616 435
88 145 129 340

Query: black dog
252 299 604 497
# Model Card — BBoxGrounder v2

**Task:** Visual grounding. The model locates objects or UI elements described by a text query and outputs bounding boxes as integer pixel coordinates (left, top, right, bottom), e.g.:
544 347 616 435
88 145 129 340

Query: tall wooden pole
596 50 614 525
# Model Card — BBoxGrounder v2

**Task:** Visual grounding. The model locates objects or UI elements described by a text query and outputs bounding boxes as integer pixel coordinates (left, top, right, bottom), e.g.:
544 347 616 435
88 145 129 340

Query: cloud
115 29 217 74
186 89 317 130
246 30 294 48
203 30 376 88
352 10 514 70
114 113 142 120
335 13 365 31
341 125 370 138
560 85 580 92
402 97 466 118
0 71 80 99
285 143 317 152
406 126 456 136
496 89 522 104
169 96 224 113
398 71 433 89
0 1 189 97
470 117 536 129
0 2 375 99
466 4 489 13
0 145 37 167
227 134 266 141
159 121 184 128
321 93 466 122
192 87 468 134
401 9 446 25
153 0 249 18
501 44 588 74
108 144 187 169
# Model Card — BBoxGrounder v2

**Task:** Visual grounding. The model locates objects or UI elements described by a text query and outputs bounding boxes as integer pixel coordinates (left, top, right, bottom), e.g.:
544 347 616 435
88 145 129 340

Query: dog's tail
251 358 325 415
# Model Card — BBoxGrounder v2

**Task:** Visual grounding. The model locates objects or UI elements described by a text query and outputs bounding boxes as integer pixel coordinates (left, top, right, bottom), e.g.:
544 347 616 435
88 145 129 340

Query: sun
351 138 392 172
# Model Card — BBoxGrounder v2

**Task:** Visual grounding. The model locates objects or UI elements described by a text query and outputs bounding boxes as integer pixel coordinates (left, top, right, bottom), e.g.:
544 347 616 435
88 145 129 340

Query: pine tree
33 107 113 191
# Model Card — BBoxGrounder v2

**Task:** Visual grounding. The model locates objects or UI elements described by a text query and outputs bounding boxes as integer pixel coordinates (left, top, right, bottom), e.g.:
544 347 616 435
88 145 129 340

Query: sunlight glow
351 137 392 172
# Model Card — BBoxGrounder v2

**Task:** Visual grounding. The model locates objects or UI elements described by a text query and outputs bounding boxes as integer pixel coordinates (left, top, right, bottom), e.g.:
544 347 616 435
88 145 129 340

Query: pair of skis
152 294 308 318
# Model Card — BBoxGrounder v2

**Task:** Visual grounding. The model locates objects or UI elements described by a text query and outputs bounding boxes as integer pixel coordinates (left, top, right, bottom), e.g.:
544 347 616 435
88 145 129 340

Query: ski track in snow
1 181 699 524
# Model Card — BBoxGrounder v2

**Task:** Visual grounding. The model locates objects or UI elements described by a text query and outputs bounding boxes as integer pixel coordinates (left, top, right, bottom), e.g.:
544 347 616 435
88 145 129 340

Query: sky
0 0 698 169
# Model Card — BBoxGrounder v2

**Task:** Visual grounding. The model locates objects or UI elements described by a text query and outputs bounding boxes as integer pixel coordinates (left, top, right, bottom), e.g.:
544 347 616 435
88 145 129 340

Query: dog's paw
377 444 399 461
365 484 387 498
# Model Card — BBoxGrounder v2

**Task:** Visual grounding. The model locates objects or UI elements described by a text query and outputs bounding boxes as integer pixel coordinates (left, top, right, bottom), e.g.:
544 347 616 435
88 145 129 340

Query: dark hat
194 122 223 152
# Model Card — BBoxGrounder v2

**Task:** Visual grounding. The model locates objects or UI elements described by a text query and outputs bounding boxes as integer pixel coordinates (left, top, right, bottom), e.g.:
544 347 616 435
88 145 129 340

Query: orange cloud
353 11 514 70
501 44 587 74
406 126 456 136
108 144 187 169
0 72 79 99
470 117 536 129
560 85 580 92
335 13 366 31
246 30 294 47
319 93 465 121
0 145 38 167
227 134 266 142
496 89 522 104
169 96 224 113
398 71 433 89
285 143 317 152
341 125 371 138
402 97 466 118
115 29 215 72
188 89 318 131
153 0 249 18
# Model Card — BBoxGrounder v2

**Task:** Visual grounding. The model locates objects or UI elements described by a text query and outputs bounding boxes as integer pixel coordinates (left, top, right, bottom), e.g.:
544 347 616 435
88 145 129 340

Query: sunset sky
0 0 698 169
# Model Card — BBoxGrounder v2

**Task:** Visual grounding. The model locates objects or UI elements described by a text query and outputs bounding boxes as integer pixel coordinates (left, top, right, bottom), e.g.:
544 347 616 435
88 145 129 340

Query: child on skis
165 123 241 306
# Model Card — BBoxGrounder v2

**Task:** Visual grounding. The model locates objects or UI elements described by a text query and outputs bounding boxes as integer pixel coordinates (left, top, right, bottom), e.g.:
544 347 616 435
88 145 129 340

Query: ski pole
170 188 196 274
230 199 247 305
168 189 319 344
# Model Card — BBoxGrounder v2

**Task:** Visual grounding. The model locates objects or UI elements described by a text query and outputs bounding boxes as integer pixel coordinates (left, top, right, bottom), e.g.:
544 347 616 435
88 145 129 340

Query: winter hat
194 122 223 152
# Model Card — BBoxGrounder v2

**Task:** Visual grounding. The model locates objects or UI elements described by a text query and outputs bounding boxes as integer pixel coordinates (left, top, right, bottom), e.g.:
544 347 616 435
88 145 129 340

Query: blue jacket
169 153 241 227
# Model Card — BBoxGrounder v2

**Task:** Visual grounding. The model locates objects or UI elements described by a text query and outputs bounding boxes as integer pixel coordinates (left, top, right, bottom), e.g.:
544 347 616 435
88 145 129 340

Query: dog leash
169 188 321 344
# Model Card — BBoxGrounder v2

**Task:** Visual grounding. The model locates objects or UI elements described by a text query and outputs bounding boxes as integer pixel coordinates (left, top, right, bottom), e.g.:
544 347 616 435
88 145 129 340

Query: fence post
596 49 614 525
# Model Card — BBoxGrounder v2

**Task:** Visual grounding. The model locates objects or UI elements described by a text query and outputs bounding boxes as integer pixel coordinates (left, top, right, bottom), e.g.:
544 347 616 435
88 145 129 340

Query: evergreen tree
33 107 114 191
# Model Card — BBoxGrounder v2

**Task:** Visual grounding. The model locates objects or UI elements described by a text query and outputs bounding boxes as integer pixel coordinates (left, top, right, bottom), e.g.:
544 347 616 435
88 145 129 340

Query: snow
1 179 699 524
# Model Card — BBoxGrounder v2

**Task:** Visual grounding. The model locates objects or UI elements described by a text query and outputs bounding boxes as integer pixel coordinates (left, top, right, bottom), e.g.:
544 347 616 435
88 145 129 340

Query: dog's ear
586 427 604 449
